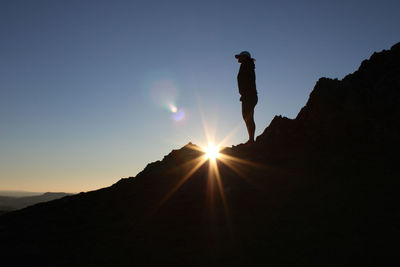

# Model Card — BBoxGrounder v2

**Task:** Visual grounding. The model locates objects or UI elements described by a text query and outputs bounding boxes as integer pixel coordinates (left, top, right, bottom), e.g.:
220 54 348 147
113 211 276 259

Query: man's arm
238 67 253 96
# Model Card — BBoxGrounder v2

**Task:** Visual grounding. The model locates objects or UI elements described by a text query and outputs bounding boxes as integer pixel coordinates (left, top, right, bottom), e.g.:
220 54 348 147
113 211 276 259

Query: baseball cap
235 51 252 59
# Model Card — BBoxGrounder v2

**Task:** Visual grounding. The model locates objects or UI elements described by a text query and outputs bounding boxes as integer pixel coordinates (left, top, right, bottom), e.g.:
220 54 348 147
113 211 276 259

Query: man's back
237 59 257 98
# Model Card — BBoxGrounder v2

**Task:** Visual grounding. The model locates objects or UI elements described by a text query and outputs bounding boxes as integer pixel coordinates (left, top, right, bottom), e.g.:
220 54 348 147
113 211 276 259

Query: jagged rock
256 42 400 157
0 43 399 266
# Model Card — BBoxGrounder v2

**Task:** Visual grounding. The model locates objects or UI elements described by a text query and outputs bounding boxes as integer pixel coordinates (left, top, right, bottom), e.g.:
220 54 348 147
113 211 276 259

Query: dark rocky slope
257 42 400 158
0 43 399 266
0 192 72 213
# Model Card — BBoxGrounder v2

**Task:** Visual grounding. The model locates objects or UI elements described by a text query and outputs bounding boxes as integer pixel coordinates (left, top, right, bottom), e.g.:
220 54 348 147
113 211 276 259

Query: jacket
237 59 257 100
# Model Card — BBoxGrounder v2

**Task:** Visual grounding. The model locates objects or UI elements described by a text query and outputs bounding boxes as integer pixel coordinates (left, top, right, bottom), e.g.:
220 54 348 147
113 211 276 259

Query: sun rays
153 116 267 232
146 95 272 232
203 142 220 161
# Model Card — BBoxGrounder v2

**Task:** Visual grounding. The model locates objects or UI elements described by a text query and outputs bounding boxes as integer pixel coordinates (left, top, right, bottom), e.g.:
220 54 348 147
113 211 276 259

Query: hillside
0 192 72 214
0 42 399 266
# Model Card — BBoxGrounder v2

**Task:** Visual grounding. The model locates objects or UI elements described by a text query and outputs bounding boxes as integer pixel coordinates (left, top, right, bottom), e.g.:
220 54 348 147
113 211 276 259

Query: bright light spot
172 108 185 121
203 143 220 161
168 104 185 121
170 105 178 113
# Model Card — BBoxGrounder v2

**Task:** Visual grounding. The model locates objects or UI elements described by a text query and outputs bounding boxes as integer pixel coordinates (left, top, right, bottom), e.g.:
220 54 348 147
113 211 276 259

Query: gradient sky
1 0 399 193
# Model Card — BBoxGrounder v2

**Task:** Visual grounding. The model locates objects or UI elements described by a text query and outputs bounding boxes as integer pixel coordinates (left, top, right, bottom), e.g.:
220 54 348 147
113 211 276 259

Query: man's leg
245 109 255 142
242 101 256 143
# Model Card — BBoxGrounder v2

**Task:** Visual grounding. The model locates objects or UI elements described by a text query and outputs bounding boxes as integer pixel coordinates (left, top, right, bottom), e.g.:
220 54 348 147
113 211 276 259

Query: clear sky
1 0 399 193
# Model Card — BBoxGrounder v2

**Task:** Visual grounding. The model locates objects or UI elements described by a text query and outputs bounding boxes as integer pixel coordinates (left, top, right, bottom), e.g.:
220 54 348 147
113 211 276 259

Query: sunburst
203 142 220 161
154 111 266 230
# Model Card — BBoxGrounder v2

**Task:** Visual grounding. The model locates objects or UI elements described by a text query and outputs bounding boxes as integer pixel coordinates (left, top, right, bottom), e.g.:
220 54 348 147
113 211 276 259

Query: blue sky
0 0 399 192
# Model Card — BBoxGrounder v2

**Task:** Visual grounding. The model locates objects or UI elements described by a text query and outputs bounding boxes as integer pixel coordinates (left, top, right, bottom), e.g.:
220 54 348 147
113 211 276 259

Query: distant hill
0 192 72 214
0 42 399 266
0 190 43 197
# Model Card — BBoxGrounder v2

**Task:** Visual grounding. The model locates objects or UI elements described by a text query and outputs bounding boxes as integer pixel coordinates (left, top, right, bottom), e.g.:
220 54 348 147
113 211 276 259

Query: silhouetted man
235 51 258 145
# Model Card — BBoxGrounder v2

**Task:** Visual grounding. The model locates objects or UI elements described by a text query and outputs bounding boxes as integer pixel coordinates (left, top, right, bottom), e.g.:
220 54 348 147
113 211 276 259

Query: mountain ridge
0 192 72 214
0 42 399 266
256 42 400 159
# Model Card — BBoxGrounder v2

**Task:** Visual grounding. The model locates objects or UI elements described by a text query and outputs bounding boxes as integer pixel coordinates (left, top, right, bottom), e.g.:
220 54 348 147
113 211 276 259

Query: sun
203 142 220 161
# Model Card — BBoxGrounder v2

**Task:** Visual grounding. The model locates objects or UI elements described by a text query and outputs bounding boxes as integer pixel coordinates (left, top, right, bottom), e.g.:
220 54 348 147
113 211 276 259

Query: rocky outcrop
256 42 400 156
0 43 399 266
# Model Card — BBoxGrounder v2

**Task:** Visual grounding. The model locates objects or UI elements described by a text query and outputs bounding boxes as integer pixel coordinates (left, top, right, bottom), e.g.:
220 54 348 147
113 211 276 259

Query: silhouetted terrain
0 43 399 266
0 192 71 214
0 190 43 197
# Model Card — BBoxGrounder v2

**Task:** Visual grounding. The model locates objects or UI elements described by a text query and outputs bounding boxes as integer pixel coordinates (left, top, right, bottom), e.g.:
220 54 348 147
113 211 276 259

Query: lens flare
169 104 178 113
172 109 185 121
169 104 185 121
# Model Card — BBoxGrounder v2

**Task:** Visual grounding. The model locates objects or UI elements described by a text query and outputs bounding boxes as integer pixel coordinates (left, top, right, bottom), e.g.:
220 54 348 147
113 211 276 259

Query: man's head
235 51 253 63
